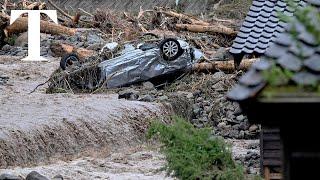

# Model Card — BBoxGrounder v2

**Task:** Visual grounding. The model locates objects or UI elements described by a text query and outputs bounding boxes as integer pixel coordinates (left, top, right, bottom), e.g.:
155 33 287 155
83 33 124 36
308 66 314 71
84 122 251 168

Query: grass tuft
147 116 244 180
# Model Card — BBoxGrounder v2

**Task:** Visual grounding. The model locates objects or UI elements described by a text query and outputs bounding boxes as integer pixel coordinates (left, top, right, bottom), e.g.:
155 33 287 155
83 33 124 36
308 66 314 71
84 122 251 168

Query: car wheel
159 38 184 61
60 53 80 70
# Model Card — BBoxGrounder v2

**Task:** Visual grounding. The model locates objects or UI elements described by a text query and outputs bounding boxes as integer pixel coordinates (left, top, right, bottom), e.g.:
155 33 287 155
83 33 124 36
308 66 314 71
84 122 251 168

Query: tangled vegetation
147 117 244 180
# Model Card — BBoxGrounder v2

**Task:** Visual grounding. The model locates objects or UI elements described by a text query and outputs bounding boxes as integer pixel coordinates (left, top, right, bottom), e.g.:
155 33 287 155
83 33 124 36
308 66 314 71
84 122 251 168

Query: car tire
159 38 184 61
60 53 80 70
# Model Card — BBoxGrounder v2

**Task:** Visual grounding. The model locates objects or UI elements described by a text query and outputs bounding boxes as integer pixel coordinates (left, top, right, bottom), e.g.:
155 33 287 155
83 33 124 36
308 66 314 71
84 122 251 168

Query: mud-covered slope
0 94 171 168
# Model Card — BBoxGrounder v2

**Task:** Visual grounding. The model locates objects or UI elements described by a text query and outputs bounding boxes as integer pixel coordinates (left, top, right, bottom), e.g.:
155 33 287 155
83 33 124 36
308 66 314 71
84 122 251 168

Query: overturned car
54 38 202 91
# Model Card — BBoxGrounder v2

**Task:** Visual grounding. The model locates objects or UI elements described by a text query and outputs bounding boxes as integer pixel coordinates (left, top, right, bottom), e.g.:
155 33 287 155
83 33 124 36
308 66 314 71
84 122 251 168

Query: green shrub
147 117 244 180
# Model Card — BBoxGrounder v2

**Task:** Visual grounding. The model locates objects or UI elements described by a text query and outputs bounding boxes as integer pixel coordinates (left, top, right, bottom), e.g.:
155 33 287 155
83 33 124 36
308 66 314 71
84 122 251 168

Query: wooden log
176 23 236 36
176 23 236 35
5 17 77 36
192 58 258 72
159 10 209 26
50 42 96 59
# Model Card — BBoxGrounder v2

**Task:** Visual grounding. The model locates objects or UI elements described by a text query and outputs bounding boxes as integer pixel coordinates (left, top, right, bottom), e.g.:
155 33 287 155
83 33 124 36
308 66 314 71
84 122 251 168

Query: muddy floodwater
0 56 172 178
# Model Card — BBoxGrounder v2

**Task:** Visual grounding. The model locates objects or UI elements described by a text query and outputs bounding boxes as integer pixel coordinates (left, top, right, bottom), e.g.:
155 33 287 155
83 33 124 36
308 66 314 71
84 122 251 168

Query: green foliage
147 117 244 180
6 35 17 46
295 6 320 44
264 2 320 92
262 63 293 87
279 1 320 44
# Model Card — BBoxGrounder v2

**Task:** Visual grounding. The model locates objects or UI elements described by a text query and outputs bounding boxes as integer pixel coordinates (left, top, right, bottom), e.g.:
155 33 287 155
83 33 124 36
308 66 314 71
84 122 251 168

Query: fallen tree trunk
192 58 258 73
50 42 96 59
159 9 209 26
176 23 236 36
5 16 77 36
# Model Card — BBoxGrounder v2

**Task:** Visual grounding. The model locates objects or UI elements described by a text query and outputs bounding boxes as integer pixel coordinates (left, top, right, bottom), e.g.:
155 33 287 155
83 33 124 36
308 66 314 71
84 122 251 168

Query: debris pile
113 72 260 139
0 0 261 175
1 0 259 136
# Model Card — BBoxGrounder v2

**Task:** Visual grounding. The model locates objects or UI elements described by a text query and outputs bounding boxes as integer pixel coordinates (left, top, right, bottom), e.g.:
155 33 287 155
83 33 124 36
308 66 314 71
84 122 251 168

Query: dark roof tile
275 33 292 46
304 54 320 72
299 31 317 46
277 53 302 71
230 0 305 56
252 59 272 71
239 69 265 87
227 84 265 101
265 43 288 58
229 1 320 102
292 72 319 85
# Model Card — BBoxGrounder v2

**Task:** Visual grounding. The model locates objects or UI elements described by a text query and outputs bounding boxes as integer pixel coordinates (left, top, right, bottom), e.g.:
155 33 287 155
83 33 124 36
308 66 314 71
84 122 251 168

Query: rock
239 130 245 139
16 51 26 57
204 106 211 114
226 111 235 120
26 171 49 180
195 123 204 128
87 43 101 50
158 95 168 101
138 95 153 102
229 129 239 138
196 97 203 102
233 105 242 115
0 174 23 180
217 122 227 129
239 122 249 131
236 115 245 121
142 81 155 90
86 33 104 45
52 175 63 180
76 42 85 48
40 49 48 56
14 32 28 47
102 42 118 51
211 47 232 61
233 124 240 130
192 104 201 116
192 90 201 97
186 93 194 99
118 89 140 100
212 71 226 80
211 81 225 91
200 117 208 123
249 125 259 132
245 151 260 161
2 44 12 51
149 89 157 95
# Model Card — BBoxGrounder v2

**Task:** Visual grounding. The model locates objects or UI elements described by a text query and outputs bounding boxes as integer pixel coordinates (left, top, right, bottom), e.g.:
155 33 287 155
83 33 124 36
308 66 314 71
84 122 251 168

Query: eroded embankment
0 93 172 168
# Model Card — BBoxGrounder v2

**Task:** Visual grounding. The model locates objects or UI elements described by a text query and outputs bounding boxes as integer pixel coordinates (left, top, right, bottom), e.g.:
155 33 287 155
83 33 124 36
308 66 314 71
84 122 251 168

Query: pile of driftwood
0 0 237 44
0 0 257 93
